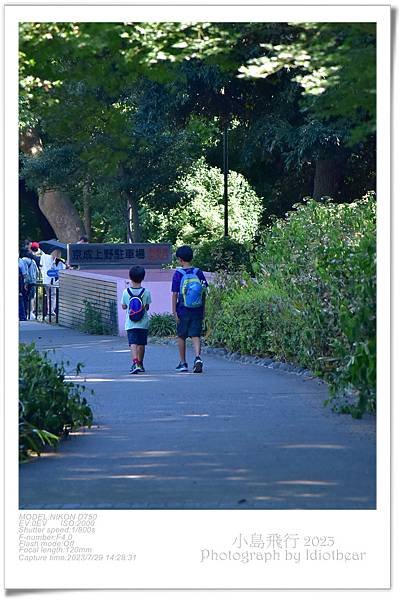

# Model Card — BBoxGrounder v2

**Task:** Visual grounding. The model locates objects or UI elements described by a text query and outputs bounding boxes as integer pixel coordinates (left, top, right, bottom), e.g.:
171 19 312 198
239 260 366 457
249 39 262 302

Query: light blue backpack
177 267 203 308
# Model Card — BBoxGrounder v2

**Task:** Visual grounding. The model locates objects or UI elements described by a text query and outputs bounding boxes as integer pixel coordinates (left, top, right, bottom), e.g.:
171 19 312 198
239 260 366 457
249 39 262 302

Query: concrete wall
58 271 120 334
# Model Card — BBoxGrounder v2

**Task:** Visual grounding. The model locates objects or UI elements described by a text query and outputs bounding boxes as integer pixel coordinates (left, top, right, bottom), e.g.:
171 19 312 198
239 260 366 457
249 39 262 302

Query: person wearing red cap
30 242 42 266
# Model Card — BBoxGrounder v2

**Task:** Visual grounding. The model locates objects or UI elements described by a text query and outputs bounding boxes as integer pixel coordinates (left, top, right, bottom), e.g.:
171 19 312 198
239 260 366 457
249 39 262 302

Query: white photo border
4 2 391 591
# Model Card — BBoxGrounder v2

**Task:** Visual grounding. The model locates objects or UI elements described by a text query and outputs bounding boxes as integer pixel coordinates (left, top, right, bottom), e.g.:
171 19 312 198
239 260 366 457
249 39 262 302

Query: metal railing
28 283 60 324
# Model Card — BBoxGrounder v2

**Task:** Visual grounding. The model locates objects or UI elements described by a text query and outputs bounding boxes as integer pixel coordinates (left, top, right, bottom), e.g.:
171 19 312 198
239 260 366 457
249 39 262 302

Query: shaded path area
19 322 376 509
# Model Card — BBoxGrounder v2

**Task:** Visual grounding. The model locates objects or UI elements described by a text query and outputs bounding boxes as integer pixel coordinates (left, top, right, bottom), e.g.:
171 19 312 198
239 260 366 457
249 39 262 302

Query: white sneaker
30 312 36 320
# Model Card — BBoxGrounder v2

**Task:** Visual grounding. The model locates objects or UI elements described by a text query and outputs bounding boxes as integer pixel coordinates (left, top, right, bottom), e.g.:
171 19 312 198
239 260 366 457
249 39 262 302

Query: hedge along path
205 196 376 417
19 321 376 510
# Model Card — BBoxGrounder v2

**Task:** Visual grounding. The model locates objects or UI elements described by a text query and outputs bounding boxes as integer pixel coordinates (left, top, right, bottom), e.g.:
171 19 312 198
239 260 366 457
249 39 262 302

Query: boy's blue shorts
127 328 148 346
177 314 203 339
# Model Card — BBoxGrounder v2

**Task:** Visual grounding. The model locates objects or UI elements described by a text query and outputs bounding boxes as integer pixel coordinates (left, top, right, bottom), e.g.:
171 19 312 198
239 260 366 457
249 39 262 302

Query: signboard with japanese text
67 243 172 269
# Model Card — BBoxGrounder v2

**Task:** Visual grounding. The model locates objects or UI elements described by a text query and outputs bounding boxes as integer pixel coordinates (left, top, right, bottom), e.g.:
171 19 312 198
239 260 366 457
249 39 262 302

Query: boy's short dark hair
176 245 193 262
129 265 146 283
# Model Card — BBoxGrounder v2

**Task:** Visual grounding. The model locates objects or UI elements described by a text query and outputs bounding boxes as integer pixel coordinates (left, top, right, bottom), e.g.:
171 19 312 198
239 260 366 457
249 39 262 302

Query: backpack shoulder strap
127 287 145 298
176 267 186 276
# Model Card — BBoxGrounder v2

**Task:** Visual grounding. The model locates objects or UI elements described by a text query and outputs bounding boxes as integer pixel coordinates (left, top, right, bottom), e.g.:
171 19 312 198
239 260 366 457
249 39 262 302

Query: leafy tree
19 21 376 239
141 21 377 203
21 75 204 242
141 157 263 245
238 23 376 144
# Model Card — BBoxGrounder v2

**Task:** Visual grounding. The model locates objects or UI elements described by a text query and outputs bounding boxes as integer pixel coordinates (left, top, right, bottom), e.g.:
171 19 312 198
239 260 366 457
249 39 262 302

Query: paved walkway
19 321 376 509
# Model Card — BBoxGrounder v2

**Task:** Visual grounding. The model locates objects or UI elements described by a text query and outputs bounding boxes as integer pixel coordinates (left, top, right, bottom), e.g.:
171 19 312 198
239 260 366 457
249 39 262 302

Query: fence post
35 285 39 320
49 287 52 323
42 286 46 319
56 288 59 324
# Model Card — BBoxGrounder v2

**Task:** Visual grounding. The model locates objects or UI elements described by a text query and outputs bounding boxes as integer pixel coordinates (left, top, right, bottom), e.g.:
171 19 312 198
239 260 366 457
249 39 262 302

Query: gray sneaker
175 362 188 372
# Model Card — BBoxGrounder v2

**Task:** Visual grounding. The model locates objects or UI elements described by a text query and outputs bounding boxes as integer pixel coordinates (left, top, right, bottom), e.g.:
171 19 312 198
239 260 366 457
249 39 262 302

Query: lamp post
223 121 229 237
221 87 229 237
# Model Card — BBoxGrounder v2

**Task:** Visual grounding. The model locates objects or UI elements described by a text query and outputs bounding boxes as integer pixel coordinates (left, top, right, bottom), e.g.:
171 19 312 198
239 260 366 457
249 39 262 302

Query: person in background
21 240 41 269
41 249 67 317
30 242 43 282
18 253 28 321
31 241 42 258
21 252 39 319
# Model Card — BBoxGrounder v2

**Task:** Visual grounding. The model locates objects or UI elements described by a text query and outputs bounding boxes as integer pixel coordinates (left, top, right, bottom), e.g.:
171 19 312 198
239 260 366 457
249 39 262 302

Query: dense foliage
238 23 376 145
205 195 376 417
19 21 376 243
19 343 93 461
194 237 252 273
142 158 262 246
148 313 176 337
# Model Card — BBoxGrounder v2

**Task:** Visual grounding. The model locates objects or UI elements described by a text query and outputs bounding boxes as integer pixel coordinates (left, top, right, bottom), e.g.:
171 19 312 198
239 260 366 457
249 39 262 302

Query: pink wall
62 268 214 336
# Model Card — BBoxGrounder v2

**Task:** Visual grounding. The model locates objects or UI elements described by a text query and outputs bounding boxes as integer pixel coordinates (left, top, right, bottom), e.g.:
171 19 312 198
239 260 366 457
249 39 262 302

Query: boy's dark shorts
177 314 203 339
127 328 148 346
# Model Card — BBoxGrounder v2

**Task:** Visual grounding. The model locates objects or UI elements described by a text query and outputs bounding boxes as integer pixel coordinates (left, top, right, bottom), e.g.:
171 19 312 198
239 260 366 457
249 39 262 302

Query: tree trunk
121 190 141 242
120 192 133 242
126 197 133 243
20 129 86 241
129 197 141 243
313 157 342 201
83 182 92 240
38 189 86 243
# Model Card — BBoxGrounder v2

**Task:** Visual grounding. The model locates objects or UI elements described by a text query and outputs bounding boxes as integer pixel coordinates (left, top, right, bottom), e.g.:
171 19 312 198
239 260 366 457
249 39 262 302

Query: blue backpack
127 288 146 322
178 267 203 308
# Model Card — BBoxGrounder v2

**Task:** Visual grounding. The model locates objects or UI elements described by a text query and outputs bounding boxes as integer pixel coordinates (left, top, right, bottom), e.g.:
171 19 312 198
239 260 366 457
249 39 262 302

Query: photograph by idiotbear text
18 20 377 511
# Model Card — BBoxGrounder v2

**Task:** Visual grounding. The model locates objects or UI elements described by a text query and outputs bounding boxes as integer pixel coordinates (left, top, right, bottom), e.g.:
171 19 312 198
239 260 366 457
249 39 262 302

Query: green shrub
206 194 376 417
79 299 117 335
19 342 93 461
206 280 283 355
256 194 376 416
19 412 59 462
149 313 176 337
194 237 253 273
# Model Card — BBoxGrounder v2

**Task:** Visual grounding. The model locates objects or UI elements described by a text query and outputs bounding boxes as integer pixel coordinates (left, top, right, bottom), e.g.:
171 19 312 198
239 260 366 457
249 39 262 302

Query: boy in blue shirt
121 266 152 374
171 245 208 373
